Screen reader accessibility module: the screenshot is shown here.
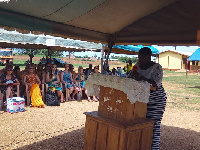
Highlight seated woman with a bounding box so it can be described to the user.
[46,64,63,102]
[23,64,44,108]
[0,65,20,102]
[91,66,99,102]
[60,64,78,101]
[69,64,76,78]
[73,66,91,101]
[36,62,44,83]
[13,66,22,82]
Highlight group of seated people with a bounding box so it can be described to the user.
[0,61,101,108]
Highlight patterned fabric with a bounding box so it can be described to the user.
[0,74,17,94]
[30,83,44,107]
[75,74,85,88]
[25,74,37,91]
[146,85,167,150]
[135,63,166,150]
[62,71,73,88]
[47,71,62,91]
[135,63,163,87]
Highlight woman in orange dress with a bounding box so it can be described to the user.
[23,64,44,108]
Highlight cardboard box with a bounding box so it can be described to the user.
[6,97,25,113]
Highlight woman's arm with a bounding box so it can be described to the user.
[42,71,45,84]
[130,70,157,88]
[52,74,60,84]
[23,75,28,85]
[73,74,78,83]
[46,72,52,83]
[70,73,73,83]
[0,79,7,86]
[60,72,65,84]
[36,75,41,85]
[13,79,20,85]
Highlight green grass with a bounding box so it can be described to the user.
[73,64,88,68]
[13,59,40,65]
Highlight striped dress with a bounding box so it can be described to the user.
[130,62,167,150]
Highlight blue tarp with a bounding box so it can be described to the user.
[112,45,159,54]
[188,48,200,61]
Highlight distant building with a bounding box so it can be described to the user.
[156,50,192,71]
[109,58,118,61]
[66,54,75,58]
[188,48,200,72]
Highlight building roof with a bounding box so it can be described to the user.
[188,48,200,61]
[159,50,193,57]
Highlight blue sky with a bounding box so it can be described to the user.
[72,45,200,58]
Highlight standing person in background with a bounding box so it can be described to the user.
[84,64,93,80]
[123,59,134,75]
[128,47,167,150]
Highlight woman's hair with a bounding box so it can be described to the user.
[78,66,83,70]
[64,63,69,68]
[5,65,13,75]
[139,47,152,56]
[49,64,58,78]
[13,66,20,71]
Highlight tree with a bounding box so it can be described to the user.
[118,56,137,63]
[13,48,63,57]
[84,55,88,58]
[68,51,75,59]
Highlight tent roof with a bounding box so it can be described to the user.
[188,48,200,61]
[103,45,159,55]
[0,0,200,45]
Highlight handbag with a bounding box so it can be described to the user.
[45,90,60,106]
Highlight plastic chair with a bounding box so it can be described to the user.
[60,83,69,101]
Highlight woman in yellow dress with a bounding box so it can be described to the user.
[23,64,44,108]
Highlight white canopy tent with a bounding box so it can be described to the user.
[0,0,199,46]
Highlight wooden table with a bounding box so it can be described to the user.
[84,111,154,150]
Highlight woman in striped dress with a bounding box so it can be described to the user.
[128,47,167,150]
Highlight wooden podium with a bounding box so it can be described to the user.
[84,83,154,150]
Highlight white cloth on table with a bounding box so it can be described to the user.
[85,73,150,104]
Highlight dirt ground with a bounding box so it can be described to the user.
[13,55,124,66]
[0,80,200,150]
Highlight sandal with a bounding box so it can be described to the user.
[93,97,98,102]
[71,97,76,101]
[88,97,93,102]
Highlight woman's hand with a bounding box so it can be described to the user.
[52,75,56,80]
[132,70,140,80]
